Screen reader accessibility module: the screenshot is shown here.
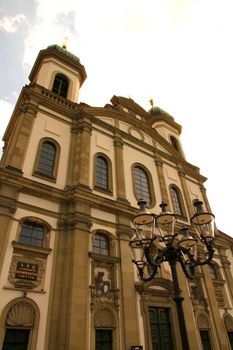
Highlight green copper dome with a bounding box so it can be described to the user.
[47,44,80,63]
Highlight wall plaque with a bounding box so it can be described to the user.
[15,262,38,281]
[8,254,45,290]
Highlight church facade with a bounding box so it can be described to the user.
[0,44,233,350]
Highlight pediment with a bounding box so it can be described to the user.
[110,95,149,120]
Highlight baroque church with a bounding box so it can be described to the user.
[0,44,233,350]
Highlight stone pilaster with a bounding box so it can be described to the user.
[117,216,140,349]
[1,98,37,171]
[0,182,20,274]
[47,198,92,350]
[154,155,170,205]
[67,114,92,188]
[201,264,230,349]
[113,136,127,202]
[200,184,211,212]
[178,167,194,218]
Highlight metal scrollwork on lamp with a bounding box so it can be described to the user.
[129,199,215,282]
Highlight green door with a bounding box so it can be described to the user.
[199,330,212,350]
[149,307,174,350]
[2,329,30,350]
[96,329,112,350]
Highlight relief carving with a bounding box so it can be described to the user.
[6,302,35,326]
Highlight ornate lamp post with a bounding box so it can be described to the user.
[129,199,215,350]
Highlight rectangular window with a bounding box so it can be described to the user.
[96,329,112,350]
[149,307,174,350]
[200,330,212,350]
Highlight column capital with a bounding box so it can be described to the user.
[76,118,92,134]
[154,156,163,167]
[178,167,186,177]
[113,136,124,148]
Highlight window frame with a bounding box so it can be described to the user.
[132,163,155,208]
[33,138,60,181]
[169,184,187,219]
[94,153,113,194]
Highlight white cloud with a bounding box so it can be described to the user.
[0,14,26,33]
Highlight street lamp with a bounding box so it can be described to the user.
[129,199,215,350]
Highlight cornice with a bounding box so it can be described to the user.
[0,168,65,203]
[64,185,134,218]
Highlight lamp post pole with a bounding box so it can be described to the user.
[169,257,190,350]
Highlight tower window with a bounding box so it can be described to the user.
[170,136,181,153]
[133,165,152,205]
[52,74,69,98]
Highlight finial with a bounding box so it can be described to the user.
[149,98,154,107]
[62,36,68,49]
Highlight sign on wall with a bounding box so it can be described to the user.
[15,262,39,281]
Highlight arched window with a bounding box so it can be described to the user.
[52,73,69,98]
[94,154,112,193]
[170,185,186,218]
[1,298,39,350]
[19,221,45,247]
[133,165,152,205]
[34,139,60,180]
[170,136,180,152]
[96,156,108,190]
[92,233,110,256]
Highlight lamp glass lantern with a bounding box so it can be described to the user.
[131,200,156,243]
[191,199,215,241]
[156,202,176,243]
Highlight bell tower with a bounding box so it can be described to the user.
[29,44,87,102]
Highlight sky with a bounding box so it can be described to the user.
[0,0,232,236]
